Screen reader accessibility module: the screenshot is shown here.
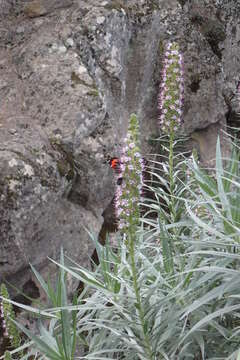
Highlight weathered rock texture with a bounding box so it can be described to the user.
[0,0,240,295]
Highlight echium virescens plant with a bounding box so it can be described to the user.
[158,41,184,134]
[0,284,21,351]
[158,41,184,222]
[114,115,153,359]
[114,113,144,235]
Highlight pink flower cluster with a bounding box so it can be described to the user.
[158,42,184,133]
[0,299,9,338]
[114,135,144,231]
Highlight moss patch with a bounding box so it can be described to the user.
[50,138,77,181]
[57,159,75,181]
[71,72,99,96]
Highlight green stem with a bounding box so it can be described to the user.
[169,123,176,223]
[127,229,153,360]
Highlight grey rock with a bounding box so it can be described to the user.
[0,0,239,296]
[23,0,73,18]
[9,128,17,135]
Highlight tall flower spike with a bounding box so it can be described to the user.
[114,114,144,233]
[4,351,13,360]
[0,299,9,338]
[0,284,21,349]
[158,42,184,134]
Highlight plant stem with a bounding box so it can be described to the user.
[169,124,176,223]
[127,229,153,360]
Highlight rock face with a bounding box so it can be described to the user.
[0,0,239,295]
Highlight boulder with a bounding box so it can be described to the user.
[0,0,239,296]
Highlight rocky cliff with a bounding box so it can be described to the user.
[0,0,239,296]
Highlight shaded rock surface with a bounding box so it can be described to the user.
[0,0,239,296]
[23,0,73,18]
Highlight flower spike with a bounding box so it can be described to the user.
[114,114,144,232]
[158,42,184,134]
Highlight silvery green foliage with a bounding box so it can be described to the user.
[7,139,240,359]
[1,249,79,360]
[62,138,240,359]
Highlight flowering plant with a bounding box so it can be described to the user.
[158,42,184,135]
[114,114,144,233]
[0,283,21,353]
[157,42,184,225]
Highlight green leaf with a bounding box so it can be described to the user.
[182,304,240,344]
[59,248,72,360]
[216,137,232,221]
[30,263,49,299]
[0,297,56,319]
[11,319,61,360]
[237,349,240,360]
[38,321,59,353]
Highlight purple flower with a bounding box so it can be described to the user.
[158,42,184,134]
[113,114,144,232]
[116,208,123,217]
[120,165,126,173]
[118,222,125,229]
